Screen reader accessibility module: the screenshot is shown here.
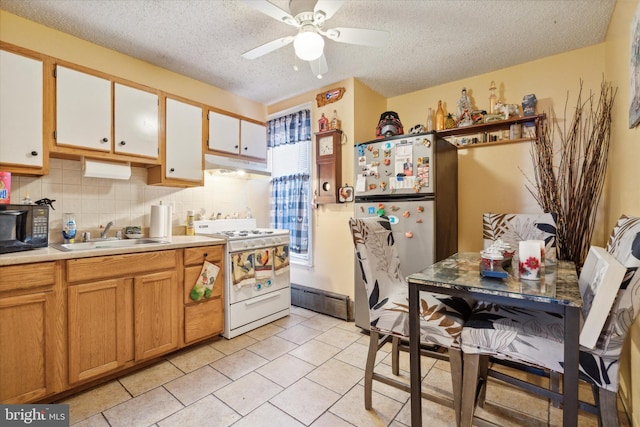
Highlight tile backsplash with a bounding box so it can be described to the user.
[10,158,271,243]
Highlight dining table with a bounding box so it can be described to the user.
[407,252,581,427]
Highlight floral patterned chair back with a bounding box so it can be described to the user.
[462,214,640,393]
[482,212,557,260]
[597,215,640,363]
[349,216,471,347]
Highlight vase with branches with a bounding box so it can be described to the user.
[526,79,617,268]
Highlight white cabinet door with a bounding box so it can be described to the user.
[165,98,202,181]
[208,111,239,154]
[114,83,159,158]
[0,50,43,168]
[56,65,111,151]
[240,120,267,159]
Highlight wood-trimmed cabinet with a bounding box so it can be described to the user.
[0,43,48,175]
[52,62,160,165]
[207,110,267,161]
[182,246,225,344]
[148,95,204,187]
[0,262,60,403]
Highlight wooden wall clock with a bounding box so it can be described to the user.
[315,129,342,204]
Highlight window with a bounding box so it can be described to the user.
[268,104,313,266]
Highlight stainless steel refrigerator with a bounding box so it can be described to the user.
[353,132,458,329]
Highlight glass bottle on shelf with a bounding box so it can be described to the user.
[330,110,341,130]
[435,100,445,131]
[489,81,497,114]
[426,108,433,131]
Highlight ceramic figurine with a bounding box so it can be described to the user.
[318,113,329,131]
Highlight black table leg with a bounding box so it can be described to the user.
[563,306,580,427]
[409,282,422,426]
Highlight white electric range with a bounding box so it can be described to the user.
[194,218,291,339]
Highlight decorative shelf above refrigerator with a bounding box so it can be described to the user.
[436,113,545,148]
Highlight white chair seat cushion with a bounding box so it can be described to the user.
[461,302,620,391]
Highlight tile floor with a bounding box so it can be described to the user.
[61,306,632,427]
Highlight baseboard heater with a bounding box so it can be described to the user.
[291,283,352,321]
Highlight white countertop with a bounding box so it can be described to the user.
[0,235,226,267]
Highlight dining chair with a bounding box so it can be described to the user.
[482,212,557,260]
[349,216,473,424]
[459,214,640,427]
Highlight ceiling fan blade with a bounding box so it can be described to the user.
[314,0,344,21]
[324,27,389,46]
[240,0,298,27]
[309,53,328,77]
[242,36,294,59]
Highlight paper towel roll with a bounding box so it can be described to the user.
[150,204,169,238]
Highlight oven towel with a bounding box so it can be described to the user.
[274,245,290,275]
[255,248,274,281]
[232,250,256,289]
[190,260,220,302]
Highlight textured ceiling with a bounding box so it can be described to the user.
[0,0,616,106]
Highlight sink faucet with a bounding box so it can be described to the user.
[101,221,114,239]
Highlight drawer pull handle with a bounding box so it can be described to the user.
[244,292,280,306]
[203,253,208,258]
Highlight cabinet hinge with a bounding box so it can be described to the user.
[53,130,57,140]
[53,67,57,78]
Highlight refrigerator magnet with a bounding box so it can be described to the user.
[405,231,414,238]
[383,142,393,150]
[388,215,399,224]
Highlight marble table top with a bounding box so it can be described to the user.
[407,252,582,308]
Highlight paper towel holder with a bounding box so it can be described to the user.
[82,157,132,180]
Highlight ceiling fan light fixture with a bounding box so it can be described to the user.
[293,31,324,61]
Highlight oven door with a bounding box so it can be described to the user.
[227,247,290,304]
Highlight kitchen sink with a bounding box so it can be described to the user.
[50,238,171,252]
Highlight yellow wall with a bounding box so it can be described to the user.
[604,0,640,424]
[0,11,266,120]
[387,45,608,252]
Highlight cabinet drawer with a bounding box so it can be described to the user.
[67,250,177,283]
[0,262,55,292]
[184,245,223,266]
[184,299,223,344]
[184,264,223,304]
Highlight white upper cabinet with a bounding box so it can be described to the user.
[114,83,159,158]
[165,98,202,182]
[0,49,43,168]
[208,111,240,154]
[240,120,267,160]
[56,65,111,151]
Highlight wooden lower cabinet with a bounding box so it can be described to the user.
[134,270,179,360]
[67,278,133,384]
[66,250,180,382]
[1,244,224,403]
[0,262,59,403]
[183,246,224,344]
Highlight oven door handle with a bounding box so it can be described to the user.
[244,291,281,306]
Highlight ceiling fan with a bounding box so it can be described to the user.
[241,0,389,78]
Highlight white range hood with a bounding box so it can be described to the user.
[204,153,270,176]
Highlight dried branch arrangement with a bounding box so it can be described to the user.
[526,79,617,267]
